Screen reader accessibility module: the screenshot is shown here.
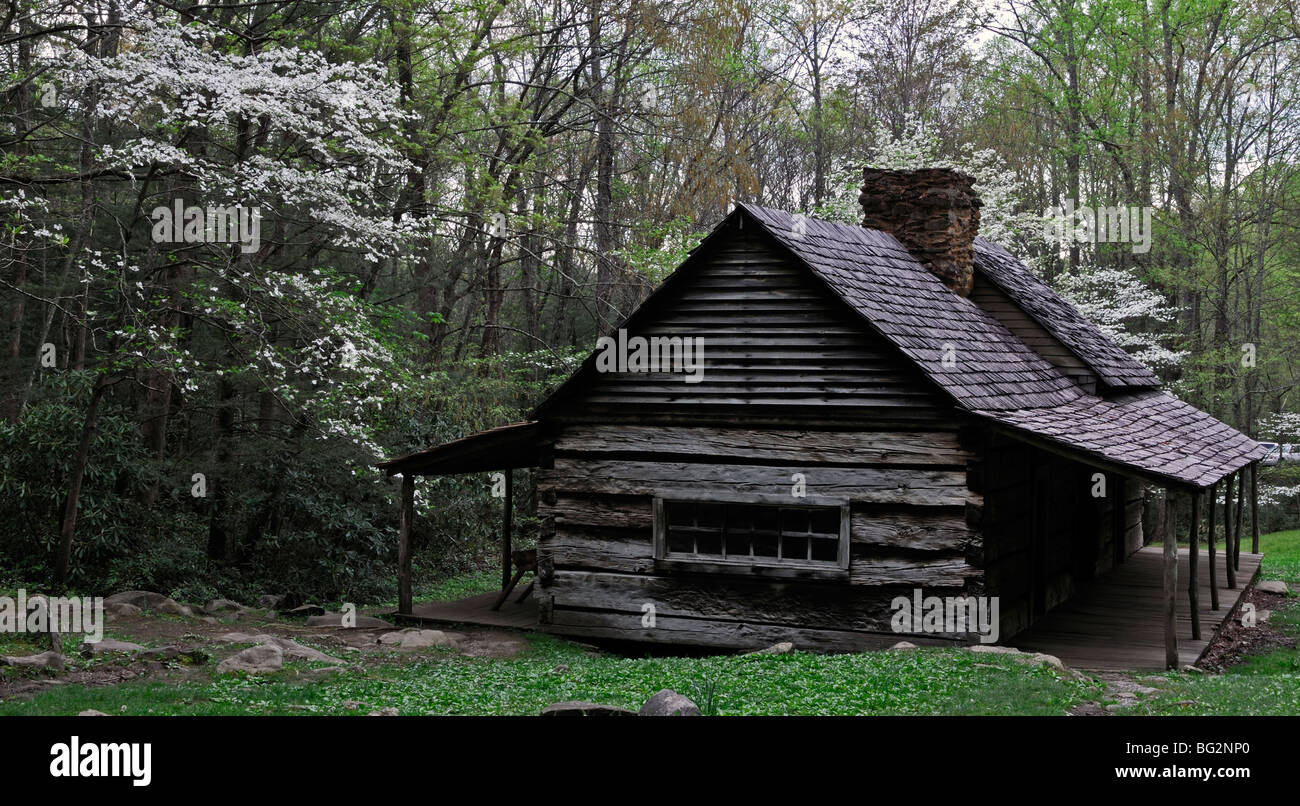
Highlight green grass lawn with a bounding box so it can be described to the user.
[1259,529,1300,583]
[0,636,1101,716]
[2,532,1298,716]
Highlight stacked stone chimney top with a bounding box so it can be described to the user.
[858,167,983,297]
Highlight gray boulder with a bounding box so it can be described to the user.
[1256,580,1290,595]
[216,644,283,675]
[84,638,146,655]
[105,591,172,609]
[378,629,458,649]
[105,591,192,617]
[749,641,794,655]
[203,599,247,615]
[0,651,64,672]
[213,633,339,664]
[638,689,701,716]
[540,701,636,717]
[104,602,142,618]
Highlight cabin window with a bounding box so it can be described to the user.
[654,499,849,574]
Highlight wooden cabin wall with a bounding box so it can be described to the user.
[536,425,984,651]
[533,228,987,652]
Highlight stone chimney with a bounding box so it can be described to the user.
[858,167,982,296]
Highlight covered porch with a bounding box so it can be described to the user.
[375,421,547,619]
[1015,546,1263,670]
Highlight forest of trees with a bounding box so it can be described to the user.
[2,0,1299,603]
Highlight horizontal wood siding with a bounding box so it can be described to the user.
[536,424,985,651]
[556,227,953,427]
[969,274,1098,394]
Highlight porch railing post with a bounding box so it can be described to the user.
[1207,481,1219,611]
[502,467,513,591]
[1235,467,1245,570]
[1250,462,1260,555]
[1224,472,1237,589]
[1164,492,1178,670]
[1188,491,1201,641]
[398,473,415,616]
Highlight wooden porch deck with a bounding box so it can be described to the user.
[1013,546,1262,671]
[396,589,539,630]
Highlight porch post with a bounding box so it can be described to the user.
[1163,492,1178,670]
[1207,481,1219,611]
[1234,468,1245,569]
[1188,491,1201,641]
[1224,472,1236,589]
[1251,462,1260,554]
[501,467,513,590]
[398,473,415,615]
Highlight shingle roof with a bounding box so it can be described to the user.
[974,392,1265,489]
[973,239,1161,388]
[738,202,1083,411]
[735,202,1264,487]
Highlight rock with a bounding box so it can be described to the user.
[215,632,261,643]
[199,616,219,625]
[263,637,340,664]
[78,710,108,716]
[257,595,287,610]
[367,707,400,716]
[749,641,794,655]
[216,644,283,675]
[1256,580,1289,595]
[104,591,172,609]
[638,689,701,716]
[969,645,1022,655]
[1257,609,1272,623]
[84,638,146,655]
[552,664,571,673]
[104,602,142,618]
[378,629,458,650]
[154,599,194,617]
[0,651,64,672]
[106,591,192,617]
[888,641,919,651]
[213,633,339,664]
[540,701,636,717]
[1029,652,1067,672]
[282,604,326,618]
[306,613,393,628]
[341,700,364,710]
[136,645,208,664]
[1181,665,1205,674]
[203,598,246,615]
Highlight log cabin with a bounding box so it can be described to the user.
[379,168,1266,668]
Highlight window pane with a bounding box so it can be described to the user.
[782,534,809,561]
[696,530,722,556]
[808,508,839,535]
[811,537,838,562]
[696,503,723,529]
[751,531,779,557]
[667,528,695,555]
[667,503,696,528]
